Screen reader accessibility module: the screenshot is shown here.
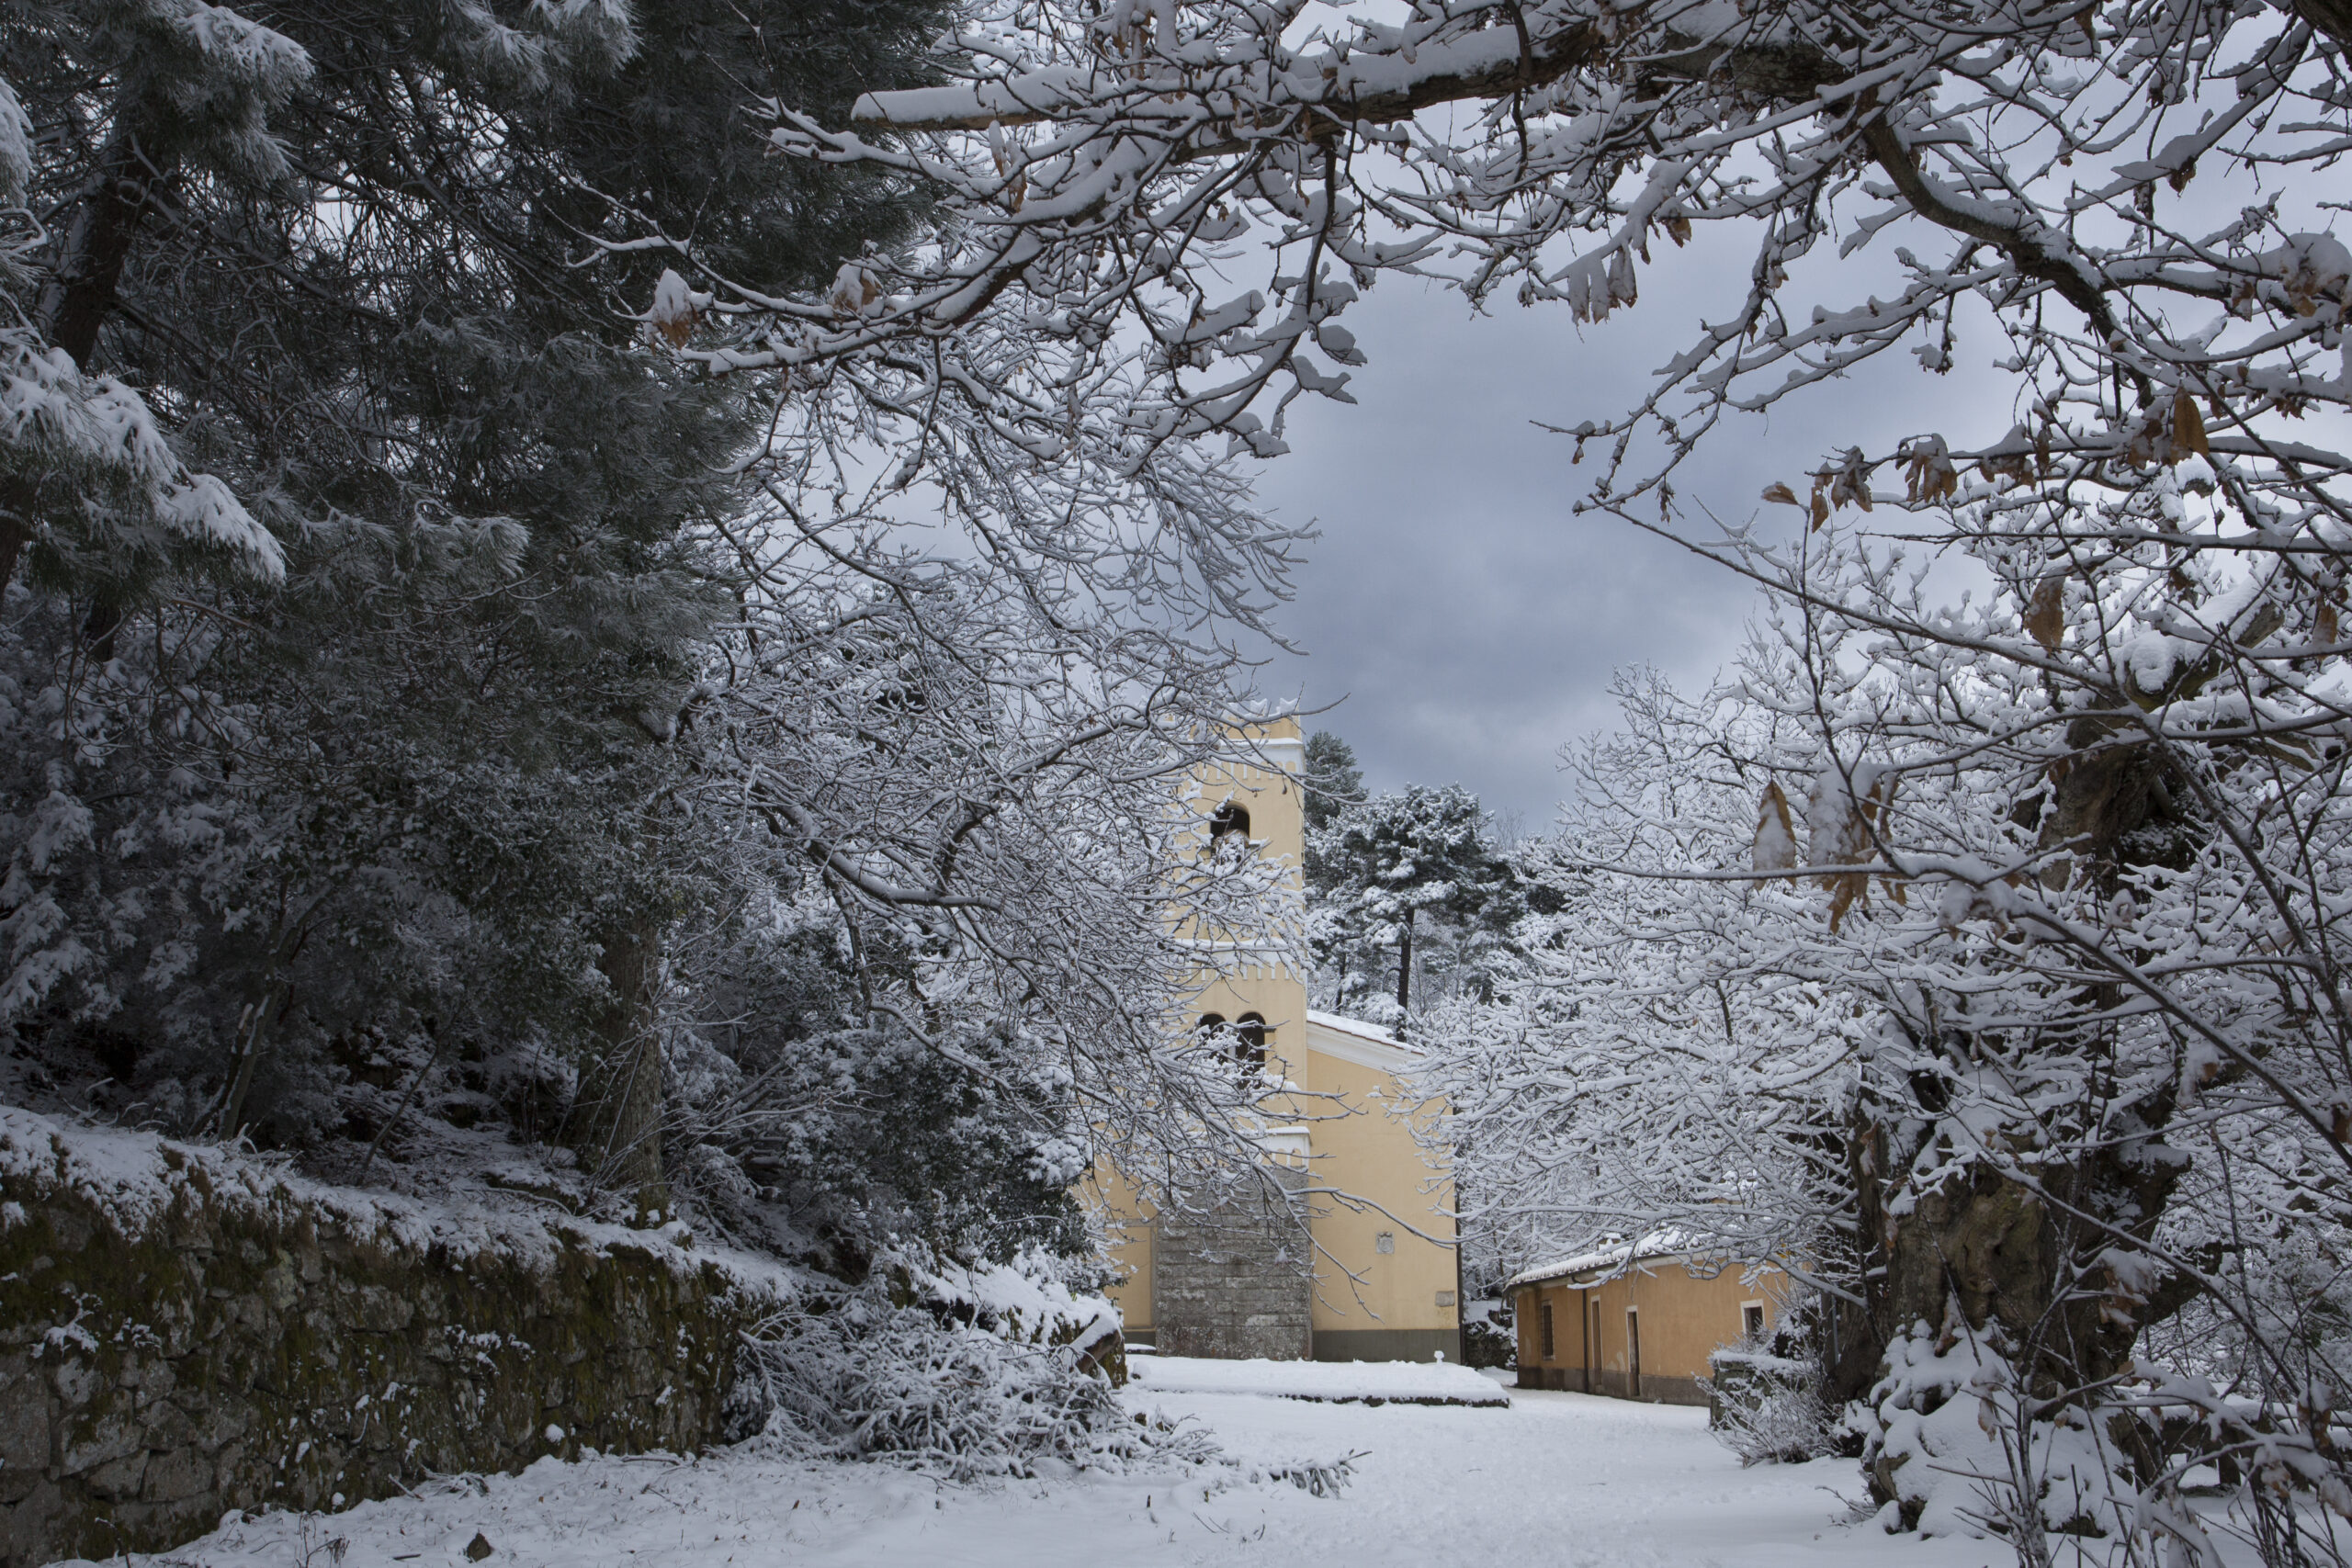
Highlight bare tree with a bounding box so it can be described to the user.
[668,0,2352,1551]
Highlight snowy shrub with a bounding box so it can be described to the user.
[740,1292,1198,1482]
[1704,1343,1837,1468]
[1459,1298,1514,1371]
[1860,1313,2137,1544]
[661,903,1100,1272]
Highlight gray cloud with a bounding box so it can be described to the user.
[1244,246,1996,829]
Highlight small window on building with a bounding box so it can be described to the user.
[1374,1231,1396,1255]
[1193,1013,1227,1051]
[1233,1012,1268,1069]
[1206,800,1251,856]
[1743,1302,1767,1340]
[1540,1301,1555,1360]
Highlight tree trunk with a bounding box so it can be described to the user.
[1395,907,1415,1038]
[2295,0,2352,55]
[2,114,171,594]
[43,140,161,372]
[212,977,292,1140]
[569,916,670,1219]
[1852,1072,2183,1529]
[1849,718,2202,1530]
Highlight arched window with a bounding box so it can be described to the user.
[1233,1012,1267,1070]
[1193,1012,1227,1045]
[1206,800,1251,855]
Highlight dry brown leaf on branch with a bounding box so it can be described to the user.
[645,268,700,347]
[2025,576,2066,652]
[1902,437,1960,503]
[1826,447,1875,513]
[1810,770,1888,934]
[829,264,885,319]
[2171,388,2209,459]
[989,126,1029,212]
[1753,781,1796,871]
[1761,481,1800,507]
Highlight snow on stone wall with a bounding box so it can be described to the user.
[0,1109,791,1567]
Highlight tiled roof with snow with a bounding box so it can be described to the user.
[1507,1230,1697,1289]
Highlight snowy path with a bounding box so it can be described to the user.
[72,1385,2003,1568]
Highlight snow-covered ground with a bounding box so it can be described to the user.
[63,1384,2007,1568]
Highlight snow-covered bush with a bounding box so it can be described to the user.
[1703,1294,1842,1468]
[1705,1352,1837,1470]
[1459,1298,1515,1371]
[743,1299,1120,1480]
[739,1276,1201,1483]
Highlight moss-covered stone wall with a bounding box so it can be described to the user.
[0,1110,783,1568]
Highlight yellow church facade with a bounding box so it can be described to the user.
[1089,720,1462,1363]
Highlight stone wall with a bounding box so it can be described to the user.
[0,1109,786,1568]
[1151,1168,1312,1361]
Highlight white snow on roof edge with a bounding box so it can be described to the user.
[1507,1230,1698,1289]
[1305,1009,1419,1055]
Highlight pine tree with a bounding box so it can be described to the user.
[2,2,1292,1295]
[1301,729,1364,835]
[0,0,944,1169]
[1307,784,1522,1035]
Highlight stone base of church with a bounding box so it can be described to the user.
[1151,1168,1315,1362]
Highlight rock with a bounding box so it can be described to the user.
[140,1448,212,1506]
[0,1388,48,1473]
[467,1532,495,1560]
[79,1449,148,1502]
[56,1411,143,1477]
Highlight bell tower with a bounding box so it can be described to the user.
[1093,716,1316,1359]
[1182,716,1309,1085]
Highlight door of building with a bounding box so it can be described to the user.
[1626,1309,1641,1400]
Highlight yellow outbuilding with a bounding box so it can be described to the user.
[1510,1239,1791,1404]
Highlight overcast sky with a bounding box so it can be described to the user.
[1241,236,1984,830]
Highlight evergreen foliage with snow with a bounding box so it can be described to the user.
[1300,730,1364,833]
[1305,784,1523,1036]
[0,0,1299,1393]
